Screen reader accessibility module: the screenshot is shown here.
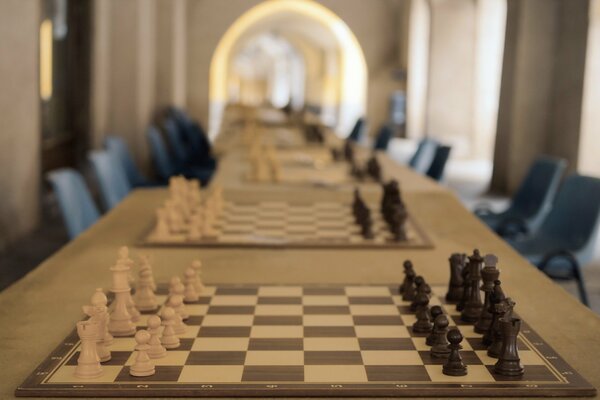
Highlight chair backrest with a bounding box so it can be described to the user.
[46,168,100,239]
[373,124,393,151]
[509,156,567,227]
[147,125,175,181]
[164,118,188,164]
[409,138,438,174]
[88,150,132,210]
[540,174,600,260]
[426,145,452,181]
[104,135,146,187]
[347,117,367,142]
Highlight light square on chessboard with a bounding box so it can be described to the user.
[361,350,422,365]
[244,350,304,365]
[304,315,354,326]
[348,296,394,305]
[47,365,123,383]
[350,305,400,316]
[255,305,303,315]
[258,286,303,296]
[125,350,188,366]
[251,325,304,338]
[192,338,250,351]
[354,325,410,338]
[304,365,367,382]
[109,337,138,351]
[185,304,209,315]
[210,295,257,305]
[302,295,348,305]
[458,325,483,338]
[304,338,360,351]
[179,366,243,383]
[345,286,392,297]
[426,365,495,383]
[179,325,201,338]
[201,315,254,326]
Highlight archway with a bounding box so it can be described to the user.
[209,0,368,139]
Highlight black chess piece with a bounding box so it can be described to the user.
[474,254,500,333]
[412,292,433,333]
[426,305,445,346]
[410,276,426,311]
[399,260,414,294]
[494,317,524,376]
[460,249,484,323]
[488,297,515,358]
[430,314,451,358]
[442,328,467,376]
[446,253,464,303]
[401,269,417,301]
[390,205,408,242]
[482,280,505,346]
[456,255,470,312]
[366,156,382,182]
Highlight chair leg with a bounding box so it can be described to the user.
[571,261,590,306]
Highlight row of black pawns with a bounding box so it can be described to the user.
[400,249,525,377]
[352,180,408,241]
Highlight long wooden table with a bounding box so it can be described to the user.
[2,159,599,399]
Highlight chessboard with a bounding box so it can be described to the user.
[16,284,595,397]
[141,199,433,249]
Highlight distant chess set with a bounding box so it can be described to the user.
[16,248,595,397]
[140,177,432,249]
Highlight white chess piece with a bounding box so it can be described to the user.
[154,208,171,240]
[160,307,180,349]
[183,267,199,302]
[108,253,136,337]
[117,247,141,322]
[82,288,112,362]
[139,255,157,291]
[190,260,205,293]
[146,315,166,359]
[168,295,188,335]
[74,321,103,379]
[187,214,202,241]
[135,268,158,312]
[129,330,155,377]
[168,279,189,320]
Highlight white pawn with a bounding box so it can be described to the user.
[183,267,199,302]
[74,321,103,379]
[129,330,155,377]
[201,213,218,238]
[187,215,202,241]
[160,307,180,349]
[139,255,157,291]
[82,289,111,362]
[168,295,188,335]
[146,315,166,359]
[135,268,158,312]
[191,260,205,293]
[168,281,189,320]
[154,208,171,239]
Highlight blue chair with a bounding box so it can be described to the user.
[46,168,100,239]
[373,124,393,151]
[426,145,451,181]
[409,138,439,174]
[146,124,213,185]
[88,150,132,210]
[347,117,367,142]
[104,135,156,187]
[508,174,600,305]
[475,156,567,236]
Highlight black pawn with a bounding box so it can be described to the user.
[399,260,414,294]
[446,253,464,303]
[412,292,433,333]
[426,306,445,346]
[494,318,524,376]
[410,276,430,311]
[430,315,451,358]
[474,254,499,333]
[482,280,505,346]
[401,269,417,302]
[443,328,467,376]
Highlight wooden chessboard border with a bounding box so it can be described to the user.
[16,285,596,398]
